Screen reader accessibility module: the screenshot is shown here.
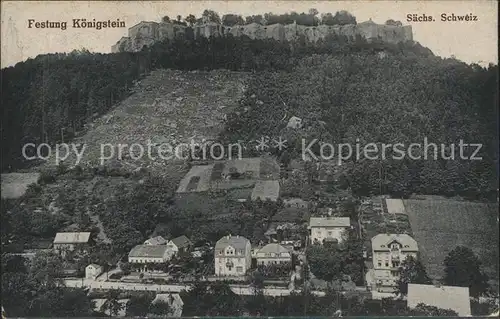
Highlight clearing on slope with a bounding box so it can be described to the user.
[53,69,249,175]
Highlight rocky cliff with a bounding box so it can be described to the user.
[111,19,413,53]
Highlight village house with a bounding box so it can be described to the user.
[53,232,91,255]
[371,233,419,292]
[166,235,192,257]
[407,283,471,316]
[214,235,252,277]
[128,245,171,272]
[85,264,103,280]
[255,243,292,266]
[308,217,350,244]
[150,293,184,317]
[144,235,167,245]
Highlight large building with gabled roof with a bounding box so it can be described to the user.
[371,233,419,292]
[214,234,251,277]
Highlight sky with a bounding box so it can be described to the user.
[1,0,498,68]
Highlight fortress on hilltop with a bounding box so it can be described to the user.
[111,18,413,53]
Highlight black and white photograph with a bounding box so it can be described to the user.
[1,0,499,317]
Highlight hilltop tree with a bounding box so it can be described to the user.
[385,19,402,26]
[443,246,489,298]
[185,14,197,26]
[162,15,171,23]
[308,8,319,17]
[245,15,264,25]
[332,10,357,25]
[202,9,221,24]
[222,14,245,26]
[396,255,432,296]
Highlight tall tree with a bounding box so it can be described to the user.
[102,289,123,317]
[126,293,154,316]
[443,246,489,298]
[396,255,432,296]
[149,300,170,315]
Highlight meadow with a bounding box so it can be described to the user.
[403,198,499,291]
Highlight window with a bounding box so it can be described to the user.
[236,266,243,273]
[385,262,389,267]
[377,262,382,267]
[328,231,332,236]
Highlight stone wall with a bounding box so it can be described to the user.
[111,19,413,53]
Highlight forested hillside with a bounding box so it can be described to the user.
[1,31,497,199]
[221,52,498,200]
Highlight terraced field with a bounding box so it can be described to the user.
[403,198,499,290]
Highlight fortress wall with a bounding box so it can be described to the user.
[158,23,176,40]
[403,25,413,42]
[128,21,159,39]
[264,24,285,41]
[112,20,413,52]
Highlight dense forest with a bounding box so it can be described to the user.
[1,11,497,201]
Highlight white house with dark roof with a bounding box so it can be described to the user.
[308,217,350,244]
[144,235,167,245]
[85,264,103,280]
[255,243,292,266]
[53,232,91,255]
[214,235,251,276]
[371,233,419,291]
[407,283,471,316]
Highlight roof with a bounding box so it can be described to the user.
[309,217,350,228]
[170,235,192,249]
[86,263,102,269]
[1,172,41,199]
[371,233,418,251]
[407,284,471,316]
[145,236,167,245]
[53,232,91,244]
[385,199,407,215]
[215,235,250,252]
[129,245,168,258]
[152,293,184,307]
[251,180,280,202]
[257,243,290,254]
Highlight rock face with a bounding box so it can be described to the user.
[111,19,413,53]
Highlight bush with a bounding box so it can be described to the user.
[38,168,58,184]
